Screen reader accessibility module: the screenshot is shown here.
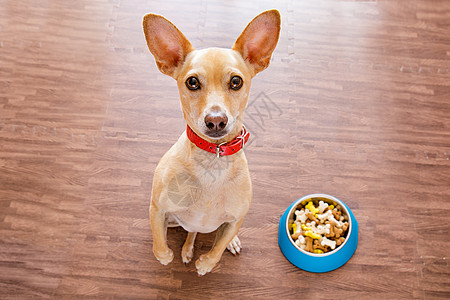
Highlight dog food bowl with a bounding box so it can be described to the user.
[278,194,358,273]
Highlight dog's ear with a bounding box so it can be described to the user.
[233,10,281,76]
[143,14,194,78]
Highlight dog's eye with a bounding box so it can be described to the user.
[185,76,200,91]
[230,76,243,91]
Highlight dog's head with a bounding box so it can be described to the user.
[143,10,280,142]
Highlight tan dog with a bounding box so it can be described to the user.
[143,10,280,275]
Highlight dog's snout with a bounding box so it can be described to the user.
[204,111,228,132]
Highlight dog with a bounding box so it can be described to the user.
[143,10,280,275]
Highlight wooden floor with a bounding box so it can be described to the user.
[1,0,449,299]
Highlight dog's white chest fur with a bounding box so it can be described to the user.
[169,202,234,233]
[158,134,251,233]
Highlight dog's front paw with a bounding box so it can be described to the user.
[154,248,174,265]
[195,254,218,276]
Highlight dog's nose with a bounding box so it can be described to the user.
[205,111,228,132]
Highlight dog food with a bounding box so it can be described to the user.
[290,199,349,254]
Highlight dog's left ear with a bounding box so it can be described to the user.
[233,10,281,76]
[143,14,194,78]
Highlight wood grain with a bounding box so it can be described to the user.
[1,0,449,299]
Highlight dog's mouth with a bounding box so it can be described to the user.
[204,129,228,139]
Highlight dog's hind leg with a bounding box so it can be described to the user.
[226,235,242,255]
[182,232,197,264]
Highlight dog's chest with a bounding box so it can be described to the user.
[169,199,234,233]
[165,156,242,233]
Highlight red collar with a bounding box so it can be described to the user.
[186,125,250,158]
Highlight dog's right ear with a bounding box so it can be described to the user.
[233,10,281,76]
[143,14,194,78]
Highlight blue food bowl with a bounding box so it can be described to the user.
[278,194,358,273]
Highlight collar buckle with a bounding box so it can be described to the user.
[236,136,245,149]
[216,141,227,158]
